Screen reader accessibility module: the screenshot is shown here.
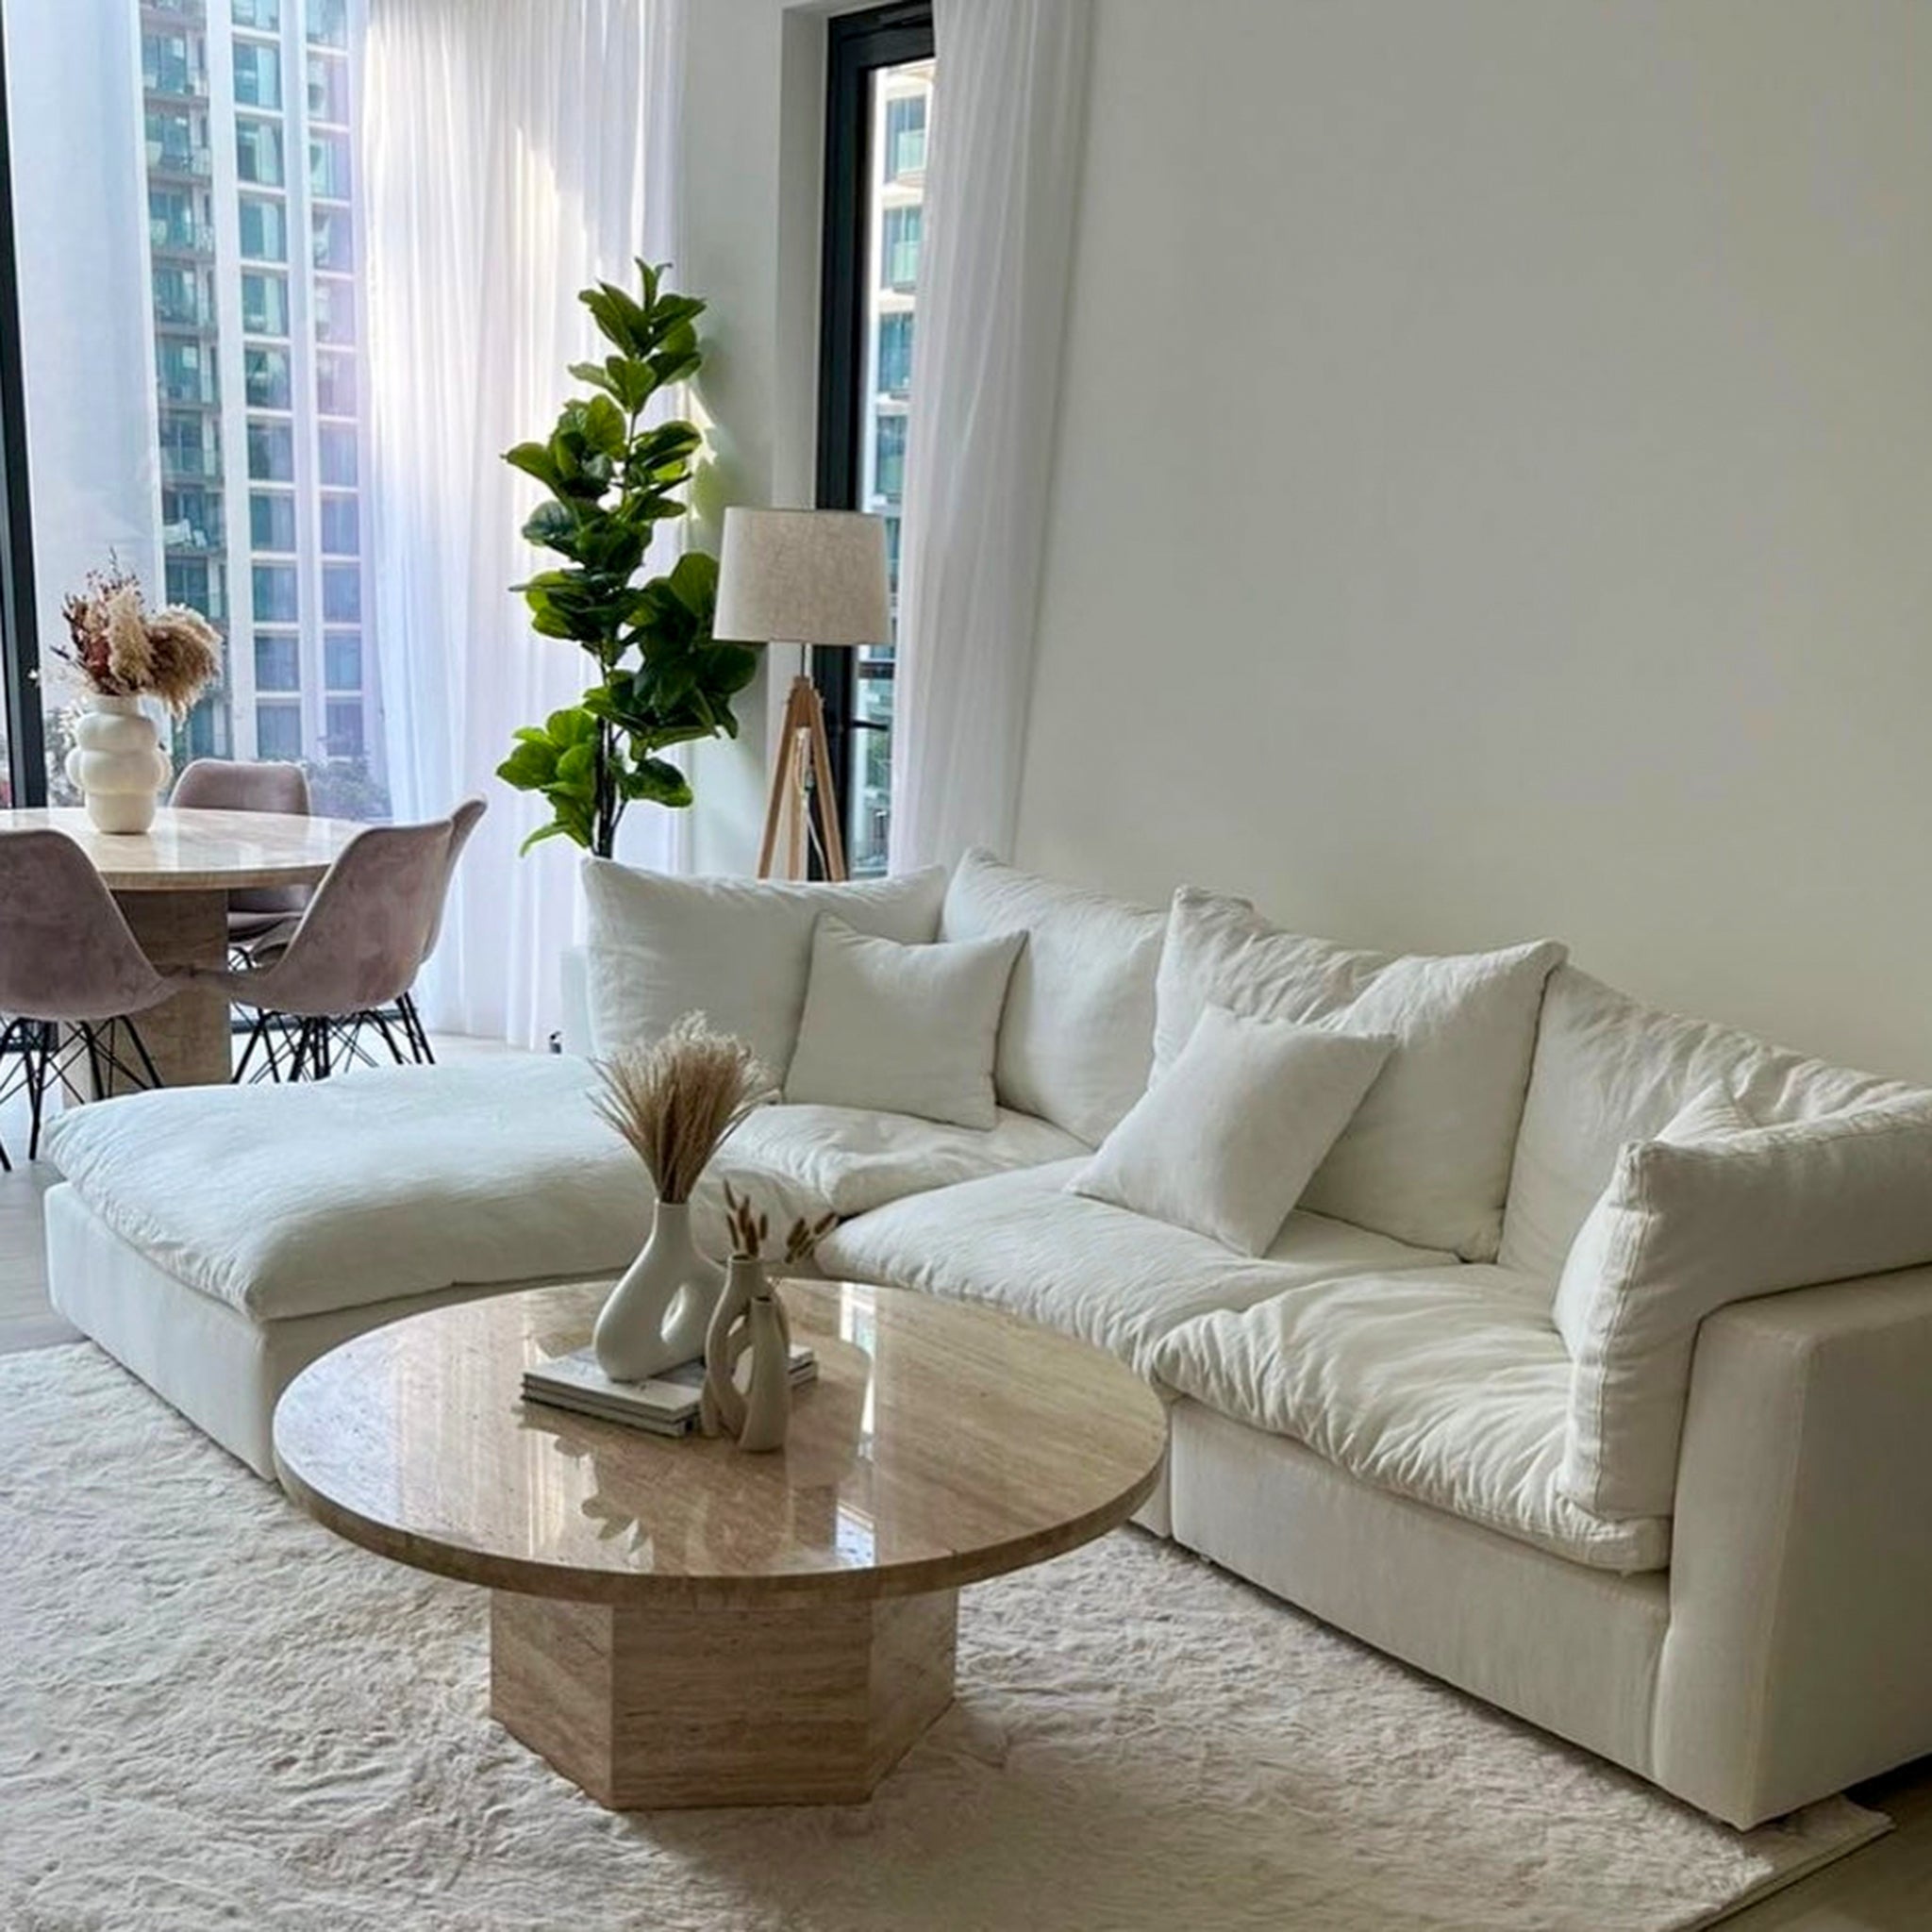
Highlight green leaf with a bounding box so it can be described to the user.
[503,441,561,491]
[496,741,558,791]
[545,705,599,747]
[518,818,581,856]
[521,501,580,552]
[625,756,694,808]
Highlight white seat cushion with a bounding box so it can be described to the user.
[941,849,1164,1145]
[719,1100,1085,1224]
[1152,1267,1671,1574]
[818,1159,1455,1378]
[45,1058,1082,1324]
[1155,889,1565,1261]
[1500,966,1921,1283]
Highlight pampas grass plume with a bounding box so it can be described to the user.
[592,1013,773,1204]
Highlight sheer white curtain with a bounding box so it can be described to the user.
[888,0,1093,874]
[365,0,686,1046]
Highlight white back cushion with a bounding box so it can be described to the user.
[582,859,947,1077]
[941,849,1163,1145]
[1500,967,1917,1283]
[784,919,1024,1130]
[1155,889,1566,1259]
[1557,1096,1932,1519]
[1068,1006,1393,1256]
[1548,1085,1755,1355]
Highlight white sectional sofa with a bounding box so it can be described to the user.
[42,849,1932,1830]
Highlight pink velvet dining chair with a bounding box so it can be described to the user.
[199,811,458,1083]
[0,829,180,1165]
[171,757,314,946]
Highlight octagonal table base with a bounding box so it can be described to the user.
[489,1587,959,1809]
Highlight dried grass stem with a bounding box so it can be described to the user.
[592,1013,773,1204]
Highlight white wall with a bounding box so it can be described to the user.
[679,0,828,874]
[1016,1,1932,1080]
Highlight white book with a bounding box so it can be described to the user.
[521,1344,819,1434]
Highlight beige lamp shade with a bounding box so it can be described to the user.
[712,508,891,647]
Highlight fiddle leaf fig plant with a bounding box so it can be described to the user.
[497,260,758,856]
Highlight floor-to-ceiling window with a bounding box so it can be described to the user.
[0,14,38,808]
[0,0,386,820]
[814,2,934,877]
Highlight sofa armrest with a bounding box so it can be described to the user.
[1651,1262,1932,1826]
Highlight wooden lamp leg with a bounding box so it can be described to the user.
[758,674,849,883]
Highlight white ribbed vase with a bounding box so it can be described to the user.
[592,1198,725,1383]
[65,695,171,834]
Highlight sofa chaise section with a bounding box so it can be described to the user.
[42,1052,1086,1474]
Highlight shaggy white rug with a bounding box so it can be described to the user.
[0,1348,1885,1932]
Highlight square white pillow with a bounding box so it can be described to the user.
[1068,1004,1394,1256]
[1557,1092,1932,1520]
[1155,889,1566,1260]
[784,918,1025,1130]
[941,849,1165,1147]
[582,858,947,1078]
[1549,1085,1755,1356]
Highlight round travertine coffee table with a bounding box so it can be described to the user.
[273,1277,1167,1809]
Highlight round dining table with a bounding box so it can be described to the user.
[0,804,366,1088]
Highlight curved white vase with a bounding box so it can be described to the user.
[65,695,171,834]
[592,1199,724,1383]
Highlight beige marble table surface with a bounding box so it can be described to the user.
[274,1276,1169,1808]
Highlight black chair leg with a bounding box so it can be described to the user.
[397,991,435,1064]
[25,1023,53,1162]
[124,1021,163,1091]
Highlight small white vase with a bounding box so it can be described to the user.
[65,694,171,834]
[592,1198,725,1383]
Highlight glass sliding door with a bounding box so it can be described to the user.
[814,3,934,877]
[0,11,45,806]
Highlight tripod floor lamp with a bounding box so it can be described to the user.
[713,508,892,882]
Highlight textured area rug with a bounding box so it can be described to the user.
[0,1347,1884,1932]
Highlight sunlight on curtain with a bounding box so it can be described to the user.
[364,0,685,1046]
[888,0,1092,874]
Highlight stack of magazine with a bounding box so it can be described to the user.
[522,1345,818,1437]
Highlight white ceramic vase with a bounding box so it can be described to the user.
[65,694,171,834]
[592,1198,725,1383]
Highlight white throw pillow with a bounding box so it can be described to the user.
[784,918,1025,1130]
[1498,966,1915,1284]
[1557,1094,1932,1519]
[1155,889,1566,1259]
[582,859,947,1078]
[1549,1085,1755,1355]
[1068,1005,1393,1256]
[941,849,1164,1147]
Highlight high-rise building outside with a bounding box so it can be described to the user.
[138,0,385,814]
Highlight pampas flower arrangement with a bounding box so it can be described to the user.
[58,562,222,833]
[59,562,221,713]
[590,1014,774,1382]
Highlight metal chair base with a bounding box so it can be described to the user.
[0,1015,164,1164]
[232,1003,433,1084]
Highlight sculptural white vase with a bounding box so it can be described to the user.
[592,1198,724,1383]
[65,694,171,834]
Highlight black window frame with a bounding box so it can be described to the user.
[0,14,46,807]
[811,0,932,851]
